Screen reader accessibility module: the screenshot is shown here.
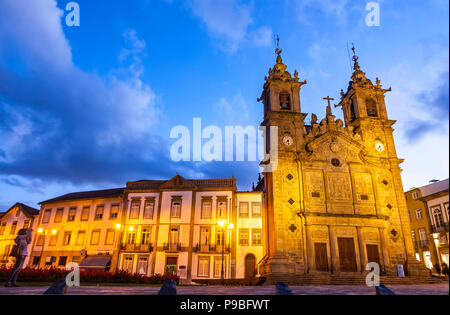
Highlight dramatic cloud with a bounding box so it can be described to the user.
[0,0,173,192]
[291,0,352,24]
[186,0,272,53]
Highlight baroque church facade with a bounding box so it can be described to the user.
[258,48,427,281]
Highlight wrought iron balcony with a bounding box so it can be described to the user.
[419,240,430,250]
[120,243,153,252]
[193,243,230,253]
[430,223,449,234]
[163,243,182,252]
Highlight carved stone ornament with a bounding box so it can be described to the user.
[390,229,400,242]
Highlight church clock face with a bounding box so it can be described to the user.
[283,135,294,147]
[375,142,385,152]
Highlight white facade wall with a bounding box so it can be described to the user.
[235,192,264,279]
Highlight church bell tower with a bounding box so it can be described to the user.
[258,46,310,278]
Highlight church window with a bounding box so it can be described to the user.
[360,195,369,201]
[288,198,295,205]
[331,159,341,167]
[279,93,291,110]
[311,192,321,198]
[286,174,294,181]
[350,99,356,121]
[387,204,393,210]
[366,98,378,117]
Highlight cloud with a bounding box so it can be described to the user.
[292,0,351,24]
[118,29,147,78]
[0,0,175,189]
[403,72,449,142]
[186,0,272,53]
[382,48,449,145]
[307,42,322,63]
[213,93,251,125]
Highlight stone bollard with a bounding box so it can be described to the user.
[43,279,67,295]
[158,279,177,295]
[276,282,294,295]
[375,284,396,295]
[255,277,267,286]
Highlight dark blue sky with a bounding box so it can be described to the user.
[0,0,448,210]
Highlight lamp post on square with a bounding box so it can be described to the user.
[433,233,442,275]
[217,220,233,285]
[114,223,123,273]
[37,228,57,268]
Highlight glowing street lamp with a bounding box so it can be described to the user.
[217,220,234,285]
[433,233,442,274]
[37,228,56,268]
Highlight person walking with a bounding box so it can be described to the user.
[434,263,442,276]
[442,263,449,279]
[4,228,32,287]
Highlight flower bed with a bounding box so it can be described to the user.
[0,267,179,284]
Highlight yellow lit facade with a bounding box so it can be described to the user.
[0,203,39,268]
[14,176,264,282]
[405,179,449,271]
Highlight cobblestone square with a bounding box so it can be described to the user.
[0,284,448,295]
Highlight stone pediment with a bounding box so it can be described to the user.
[159,175,198,190]
[304,129,366,164]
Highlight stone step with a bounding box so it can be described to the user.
[264,274,448,286]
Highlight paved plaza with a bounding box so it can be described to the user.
[0,284,448,295]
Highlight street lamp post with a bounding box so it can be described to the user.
[37,228,56,269]
[114,224,122,273]
[217,221,233,286]
[433,233,442,275]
